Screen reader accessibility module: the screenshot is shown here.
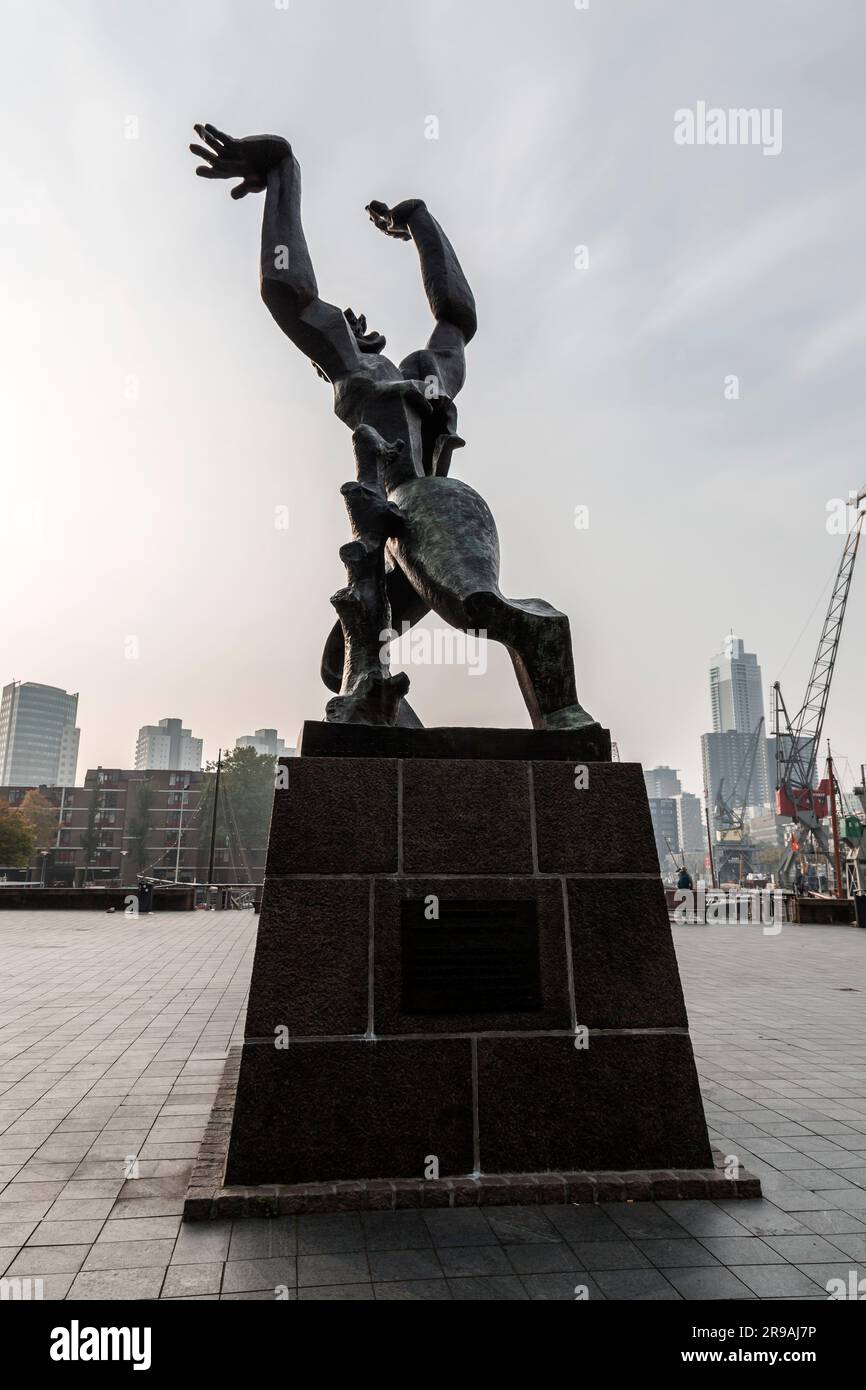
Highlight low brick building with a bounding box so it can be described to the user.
[1,769,267,886]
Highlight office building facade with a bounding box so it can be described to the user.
[134,718,202,772]
[0,681,80,787]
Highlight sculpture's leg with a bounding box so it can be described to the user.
[461,589,599,732]
[321,561,430,727]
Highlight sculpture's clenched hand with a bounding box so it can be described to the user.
[189,124,291,200]
[365,199,426,241]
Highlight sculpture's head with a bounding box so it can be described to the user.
[344,307,386,355]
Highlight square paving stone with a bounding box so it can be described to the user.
[97,1216,181,1242]
[46,1198,115,1221]
[695,1236,785,1264]
[83,1240,175,1270]
[542,1205,622,1241]
[221,1291,288,1301]
[367,1249,443,1282]
[637,1237,722,1268]
[297,1252,370,1287]
[483,1208,561,1245]
[228,1218,296,1260]
[568,1240,651,1271]
[761,1189,831,1212]
[221,1258,297,1294]
[161,1263,223,1298]
[26,1220,104,1246]
[822,1233,866,1260]
[171,1220,231,1264]
[763,1233,850,1262]
[373,1279,451,1300]
[711,1200,809,1236]
[796,1209,866,1236]
[521,1272,606,1300]
[298,1283,375,1300]
[436,1245,513,1278]
[593,1268,682,1300]
[422,1210,496,1246]
[360,1212,432,1250]
[7,1244,90,1275]
[607,1205,688,1240]
[296,1214,365,1254]
[729,1264,827,1298]
[504,1243,585,1275]
[793,1261,866,1292]
[68,1267,165,1300]
[0,1220,39,1246]
[663,1266,757,1300]
[110,1198,185,1220]
[448,1276,529,1300]
[16,1272,74,1300]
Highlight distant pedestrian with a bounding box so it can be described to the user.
[677,866,693,891]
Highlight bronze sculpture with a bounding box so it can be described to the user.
[190,124,599,733]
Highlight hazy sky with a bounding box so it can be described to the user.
[3,0,865,796]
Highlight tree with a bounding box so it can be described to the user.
[0,802,36,867]
[198,747,277,877]
[127,778,156,874]
[18,789,59,851]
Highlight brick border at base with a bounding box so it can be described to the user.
[184,1048,761,1221]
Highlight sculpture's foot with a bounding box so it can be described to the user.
[326,670,410,727]
[461,589,595,733]
[543,703,601,734]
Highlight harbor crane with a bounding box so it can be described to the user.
[713,716,766,884]
[774,489,866,888]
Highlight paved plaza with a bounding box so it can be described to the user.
[0,910,865,1300]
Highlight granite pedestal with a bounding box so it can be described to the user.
[187,724,750,1217]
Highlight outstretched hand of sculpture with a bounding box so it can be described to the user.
[190,124,289,199]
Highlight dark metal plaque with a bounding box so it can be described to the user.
[401,899,541,1014]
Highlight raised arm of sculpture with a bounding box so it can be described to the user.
[367,199,477,399]
[191,123,364,383]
